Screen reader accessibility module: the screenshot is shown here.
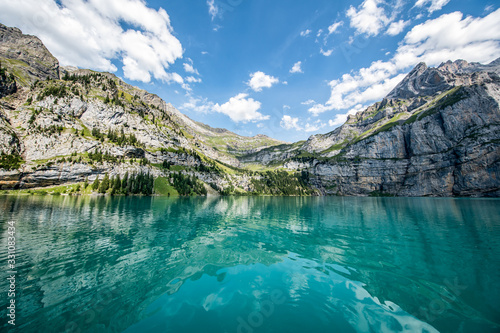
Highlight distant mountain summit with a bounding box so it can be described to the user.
[387,58,500,99]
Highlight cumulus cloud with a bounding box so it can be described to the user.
[300,29,312,37]
[386,20,410,36]
[185,76,202,83]
[329,104,366,127]
[0,0,183,84]
[320,48,334,56]
[328,21,343,34]
[415,0,450,13]
[247,71,279,92]
[304,121,326,132]
[290,61,303,74]
[310,9,500,116]
[183,61,200,75]
[280,115,302,130]
[280,115,326,132]
[397,10,500,66]
[213,93,269,122]
[347,0,391,36]
[182,93,269,123]
[181,96,214,113]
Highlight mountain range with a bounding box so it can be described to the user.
[1,23,499,197]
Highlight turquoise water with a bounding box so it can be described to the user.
[1,196,499,333]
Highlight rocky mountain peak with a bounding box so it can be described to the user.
[387,62,451,99]
[438,59,470,73]
[387,58,500,100]
[437,57,500,74]
[0,23,59,85]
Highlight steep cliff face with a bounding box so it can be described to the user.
[280,59,500,197]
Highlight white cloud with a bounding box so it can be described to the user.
[186,76,202,83]
[183,62,199,75]
[304,122,326,132]
[317,29,324,38]
[181,96,214,113]
[301,99,316,105]
[290,61,303,74]
[347,0,391,36]
[207,0,219,20]
[0,0,183,84]
[283,105,291,110]
[280,115,302,130]
[398,10,500,66]
[247,71,279,92]
[328,21,343,34]
[165,72,184,85]
[386,20,410,36]
[280,115,326,132]
[320,48,334,56]
[310,9,500,115]
[183,93,269,123]
[300,29,312,37]
[415,0,450,13]
[213,93,269,122]
[329,104,366,127]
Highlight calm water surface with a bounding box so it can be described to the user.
[1,196,499,333]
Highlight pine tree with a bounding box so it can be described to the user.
[91,177,100,191]
[122,172,129,193]
[114,174,121,193]
[98,173,110,193]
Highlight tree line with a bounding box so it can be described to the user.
[250,170,313,195]
[171,172,207,196]
[88,171,154,195]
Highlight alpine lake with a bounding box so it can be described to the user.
[1,195,499,333]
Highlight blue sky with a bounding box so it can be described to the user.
[1,0,499,141]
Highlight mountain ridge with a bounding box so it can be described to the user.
[1,23,499,197]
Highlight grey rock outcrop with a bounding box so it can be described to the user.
[0,24,59,84]
[0,67,16,98]
[280,59,500,197]
[0,24,285,192]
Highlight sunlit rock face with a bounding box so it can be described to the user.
[0,22,499,196]
[253,59,500,197]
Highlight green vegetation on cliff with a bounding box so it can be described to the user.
[251,170,313,196]
[0,153,23,170]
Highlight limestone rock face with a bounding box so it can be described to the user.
[279,59,500,197]
[0,24,285,192]
[0,69,16,98]
[0,24,60,85]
